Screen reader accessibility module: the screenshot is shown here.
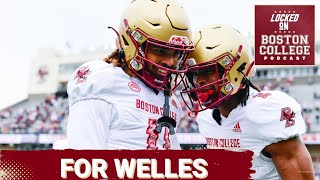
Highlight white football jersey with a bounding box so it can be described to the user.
[66,60,182,150]
[197,89,306,180]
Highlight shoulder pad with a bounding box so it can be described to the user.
[246,90,306,143]
[67,60,115,106]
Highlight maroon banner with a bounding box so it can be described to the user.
[255,5,315,65]
[0,150,254,180]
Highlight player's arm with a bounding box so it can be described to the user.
[66,61,116,149]
[66,99,117,149]
[264,136,314,180]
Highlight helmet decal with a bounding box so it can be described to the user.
[169,35,190,46]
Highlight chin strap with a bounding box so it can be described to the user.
[156,89,177,135]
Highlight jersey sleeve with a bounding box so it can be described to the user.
[66,98,118,149]
[67,60,115,106]
[66,60,118,149]
[247,91,306,145]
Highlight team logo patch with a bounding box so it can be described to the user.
[128,81,141,92]
[74,66,90,84]
[280,107,295,128]
[169,35,189,46]
[232,122,242,133]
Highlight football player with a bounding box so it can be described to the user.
[181,24,314,179]
[64,0,194,149]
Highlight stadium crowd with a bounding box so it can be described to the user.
[0,95,68,134]
[0,78,319,135]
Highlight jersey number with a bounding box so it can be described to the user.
[280,107,295,128]
[146,119,171,150]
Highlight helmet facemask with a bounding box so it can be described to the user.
[180,24,256,115]
[181,49,243,114]
[111,0,194,91]
[126,27,194,91]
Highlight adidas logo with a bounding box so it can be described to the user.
[232,122,242,133]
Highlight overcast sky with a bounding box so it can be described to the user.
[0,0,319,110]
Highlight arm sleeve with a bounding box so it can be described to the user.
[66,99,118,149]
